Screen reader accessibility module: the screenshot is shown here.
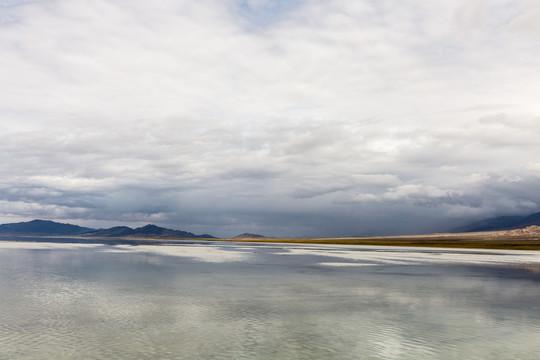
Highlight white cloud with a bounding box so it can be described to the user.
[1,0,540,236]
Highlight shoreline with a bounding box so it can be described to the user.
[2,231,540,250]
[223,237,540,250]
[222,231,540,250]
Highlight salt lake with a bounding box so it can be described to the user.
[1,239,540,359]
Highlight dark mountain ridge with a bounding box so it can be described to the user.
[0,220,215,239]
[0,219,94,236]
[232,233,273,239]
[456,211,540,232]
[87,224,215,239]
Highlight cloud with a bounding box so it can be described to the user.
[1,0,540,236]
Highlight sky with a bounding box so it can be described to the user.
[1,0,540,238]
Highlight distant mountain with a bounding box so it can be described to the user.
[457,211,540,232]
[232,233,274,239]
[0,219,216,239]
[0,219,95,236]
[85,224,216,239]
[502,225,540,237]
[86,226,134,237]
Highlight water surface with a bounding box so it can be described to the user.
[1,240,540,359]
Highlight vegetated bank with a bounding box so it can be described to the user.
[221,227,540,250]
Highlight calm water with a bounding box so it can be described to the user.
[1,240,540,359]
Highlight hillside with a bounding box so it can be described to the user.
[232,233,273,239]
[0,220,216,239]
[501,225,540,237]
[86,224,216,239]
[0,219,94,236]
[456,211,540,232]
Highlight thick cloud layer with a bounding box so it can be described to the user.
[1,0,540,237]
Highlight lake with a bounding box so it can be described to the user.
[1,239,540,359]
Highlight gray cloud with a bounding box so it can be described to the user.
[1,0,540,237]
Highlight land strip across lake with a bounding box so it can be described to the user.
[220,231,540,250]
[3,229,540,250]
[85,231,540,250]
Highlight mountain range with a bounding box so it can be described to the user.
[455,211,540,232]
[2,211,540,239]
[87,224,215,239]
[0,219,215,239]
[232,233,274,239]
[0,219,94,236]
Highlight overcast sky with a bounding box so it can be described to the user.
[1,0,540,237]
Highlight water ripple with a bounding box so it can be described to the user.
[1,244,540,359]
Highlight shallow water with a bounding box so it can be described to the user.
[1,240,540,359]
